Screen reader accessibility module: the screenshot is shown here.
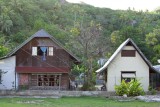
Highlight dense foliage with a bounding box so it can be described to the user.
[1,0,160,89]
[115,79,144,96]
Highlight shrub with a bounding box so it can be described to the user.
[81,82,96,91]
[148,86,157,95]
[115,79,144,96]
[19,85,29,90]
[115,80,129,96]
[128,79,145,96]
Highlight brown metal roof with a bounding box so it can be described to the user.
[16,67,69,73]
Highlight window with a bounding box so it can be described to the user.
[30,74,60,86]
[121,50,136,57]
[121,72,136,82]
[38,75,60,86]
[32,46,54,56]
[37,47,47,56]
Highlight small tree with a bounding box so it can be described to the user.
[69,20,110,90]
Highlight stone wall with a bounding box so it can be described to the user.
[0,90,116,97]
[1,90,160,97]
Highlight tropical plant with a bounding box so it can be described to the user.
[115,79,144,96]
[115,80,129,96]
[128,79,145,96]
[148,86,157,95]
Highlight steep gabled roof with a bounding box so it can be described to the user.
[96,38,158,73]
[5,29,80,63]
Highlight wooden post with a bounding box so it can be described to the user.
[37,74,38,86]
[59,74,61,91]
[54,75,57,86]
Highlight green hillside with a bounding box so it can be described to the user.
[1,0,160,81]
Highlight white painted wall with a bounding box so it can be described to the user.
[0,56,17,90]
[107,46,149,91]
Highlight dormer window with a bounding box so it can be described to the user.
[121,50,136,57]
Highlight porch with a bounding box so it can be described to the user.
[18,73,69,90]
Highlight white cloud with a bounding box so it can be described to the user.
[66,0,160,11]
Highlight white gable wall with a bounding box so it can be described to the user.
[107,46,149,91]
[0,56,17,90]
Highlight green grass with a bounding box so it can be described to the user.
[0,96,160,107]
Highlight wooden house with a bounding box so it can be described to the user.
[96,38,158,91]
[0,29,80,90]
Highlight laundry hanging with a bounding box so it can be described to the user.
[40,47,47,61]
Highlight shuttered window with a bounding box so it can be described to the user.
[32,47,37,56]
[48,47,53,56]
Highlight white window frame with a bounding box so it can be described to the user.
[121,72,136,82]
[48,47,54,56]
[122,73,136,78]
[32,47,37,56]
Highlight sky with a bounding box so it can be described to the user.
[66,0,160,11]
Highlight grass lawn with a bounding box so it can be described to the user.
[0,96,160,107]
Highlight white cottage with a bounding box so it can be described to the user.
[0,56,18,90]
[96,38,157,92]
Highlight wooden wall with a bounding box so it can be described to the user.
[16,37,71,68]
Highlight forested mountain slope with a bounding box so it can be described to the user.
[0,0,160,66]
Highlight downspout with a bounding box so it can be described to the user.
[14,56,17,91]
[15,69,16,90]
